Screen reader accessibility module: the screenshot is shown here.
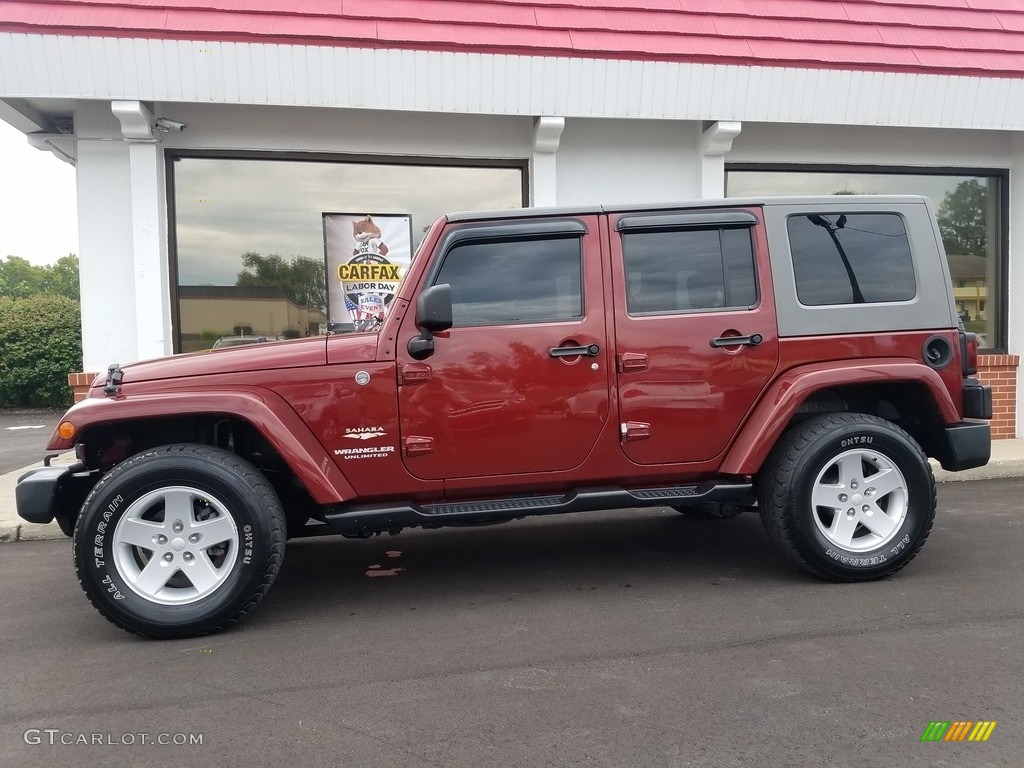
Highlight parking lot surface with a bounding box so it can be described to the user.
[0,410,61,475]
[1,479,1020,768]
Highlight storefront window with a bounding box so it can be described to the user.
[171,155,525,352]
[727,167,1007,350]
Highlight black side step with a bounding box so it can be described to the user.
[321,481,753,538]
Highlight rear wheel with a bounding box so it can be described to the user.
[758,413,935,581]
[74,444,286,638]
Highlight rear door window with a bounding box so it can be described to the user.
[621,227,757,315]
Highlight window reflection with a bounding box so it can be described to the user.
[787,214,916,305]
[622,227,756,314]
[172,157,523,351]
[435,237,583,326]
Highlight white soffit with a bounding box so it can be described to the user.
[1,32,1023,131]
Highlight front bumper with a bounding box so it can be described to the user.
[16,463,100,536]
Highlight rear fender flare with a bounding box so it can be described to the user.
[721,359,960,475]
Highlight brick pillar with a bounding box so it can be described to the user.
[68,372,99,403]
[976,355,1019,439]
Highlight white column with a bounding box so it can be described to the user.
[1010,133,1024,438]
[112,100,172,362]
[127,140,171,360]
[699,121,742,199]
[532,116,565,207]
[75,104,136,372]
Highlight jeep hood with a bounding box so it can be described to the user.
[110,334,378,386]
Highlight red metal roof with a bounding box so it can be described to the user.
[2,0,1023,78]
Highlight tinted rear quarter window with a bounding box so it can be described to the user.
[787,213,917,305]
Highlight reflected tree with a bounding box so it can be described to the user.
[937,180,988,257]
[235,252,327,312]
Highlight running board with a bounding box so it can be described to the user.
[321,481,753,538]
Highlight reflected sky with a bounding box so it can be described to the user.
[174,158,523,285]
[726,170,987,206]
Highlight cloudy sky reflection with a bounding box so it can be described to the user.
[726,170,985,203]
[174,157,523,286]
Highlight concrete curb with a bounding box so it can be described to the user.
[0,521,68,543]
[2,441,1023,543]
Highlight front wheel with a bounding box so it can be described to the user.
[73,445,286,638]
[758,413,935,581]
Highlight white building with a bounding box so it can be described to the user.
[1,0,1021,435]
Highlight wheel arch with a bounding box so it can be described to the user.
[721,359,960,475]
[53,390,355,505]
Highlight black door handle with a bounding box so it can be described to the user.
[549,344,601,358]
[710,334,763,348]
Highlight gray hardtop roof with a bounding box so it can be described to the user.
[445,195,929,223]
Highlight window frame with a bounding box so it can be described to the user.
[166,149,528,353]
[726,163,1010,352]
[619,223,760,317]
[428,227,587,328]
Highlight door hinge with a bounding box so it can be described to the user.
[620,421,651,442]
[617,353,649,373]
[399,363,431,386]
[403,435,434,456]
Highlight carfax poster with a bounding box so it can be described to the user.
[323,212,413,330]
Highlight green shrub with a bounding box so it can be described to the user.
[0,294,83,407]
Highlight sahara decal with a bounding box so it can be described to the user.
[344,427,387,440]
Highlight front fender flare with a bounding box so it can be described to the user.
[720,359,960,476]
[48,389,355,505]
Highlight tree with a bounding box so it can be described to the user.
[0,294,83,406]
[235,252,326,312]
[47,254,81,301]
[0,254,79,300]
[937,180,988,257]
[0,256,45,297]
[0,255,82,406]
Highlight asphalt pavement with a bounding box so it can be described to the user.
[0,409,62,475]
[1,480,1021,768]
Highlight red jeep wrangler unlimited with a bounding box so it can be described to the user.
[17,196,992,638]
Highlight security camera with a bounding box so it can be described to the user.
[154,117,188,132]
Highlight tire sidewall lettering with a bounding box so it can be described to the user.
[242,524,253,565]
[73,448,280,636]
[781,418,934,578]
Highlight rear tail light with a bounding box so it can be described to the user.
[961,331,979,376]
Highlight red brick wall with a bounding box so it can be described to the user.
[68,372,99,403]
[977,355,1019,440]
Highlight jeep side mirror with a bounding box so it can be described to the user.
[408,284,453,360]
[416,284,453,332]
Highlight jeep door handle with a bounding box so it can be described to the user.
[549,344,601,358]
[710,334,763,348]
